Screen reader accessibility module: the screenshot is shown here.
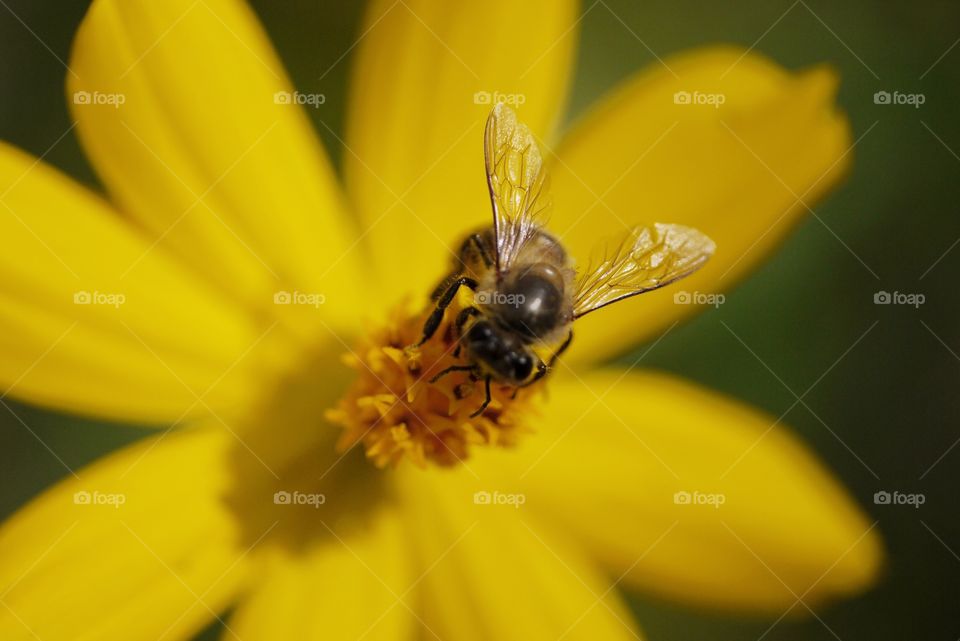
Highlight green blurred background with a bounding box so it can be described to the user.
[1,1,957,639]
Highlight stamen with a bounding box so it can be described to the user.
[326,302,539,468]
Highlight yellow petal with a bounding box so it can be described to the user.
[0,143,278,424]
[394,466,644,641]
[550,46,852,364]
[344,0,578,298]
[228,507,413,641]
[68,0,363,331]
[473,369,882,613]
[0,426,251,640]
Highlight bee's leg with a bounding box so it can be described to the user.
[429,364,476,384]
[452,306,479,359]
[466,233,494,268]
[548,330,574,368]
[455,306,481,335]
[413,276,478,348]
[470,375,493,418]
[429,272,457,301]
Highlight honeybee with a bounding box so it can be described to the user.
[413,103,715,416]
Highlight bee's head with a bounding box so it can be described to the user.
[465,320,534,383]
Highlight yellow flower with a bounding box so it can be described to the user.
[0,0,882,639]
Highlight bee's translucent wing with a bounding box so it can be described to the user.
[573,223,716,318]
[484,103,552,274]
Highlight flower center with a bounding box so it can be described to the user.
[326,300,540,468]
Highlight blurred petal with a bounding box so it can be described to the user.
[473,369,883,613]
[395,466,644,641]
[0,143,275,424]
[0,426,251,641]
[550,47,852,364]
[344,0,578,297]
[228,507,413,641]
[68,0,363,331]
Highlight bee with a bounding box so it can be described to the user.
[412,103,716,416]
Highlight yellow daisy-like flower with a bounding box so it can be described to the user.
[0,1,882,639]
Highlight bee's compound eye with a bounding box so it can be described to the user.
[468,321,494,342]
[511,353,533,381]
